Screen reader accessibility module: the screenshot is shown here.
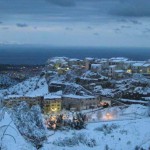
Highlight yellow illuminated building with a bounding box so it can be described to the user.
[44,96,62,114]
[127,69,132,74]
[3,96,44,108]
[147,68,150,74]
[3,96,62,114]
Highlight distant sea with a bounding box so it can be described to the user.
[0,45,150,65]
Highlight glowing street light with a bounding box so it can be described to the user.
[103,113,113,120]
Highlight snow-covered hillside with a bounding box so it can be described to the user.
[0,74,18,89]
[0,76,48,98]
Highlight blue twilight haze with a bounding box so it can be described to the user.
[0,0,150,47]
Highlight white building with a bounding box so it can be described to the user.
[131,62,145,73]
[108,65,116,77]
[142,63,150,74]
[109,57,128,69]
[91,64,102,73]
[85,57,94,70]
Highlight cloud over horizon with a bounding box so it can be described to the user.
[0,0,150,47]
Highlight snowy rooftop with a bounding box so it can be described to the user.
[47,57,68,64]
[69,58,81,61]
[120,99,148,104]
[4,95,23,100]
[115,70,125,73]
[85,57,94,61]
[91,64,101,68]
[62,94,95,99]
[143,63,150,67]
[44,94,61,99]
[132,62,145,67]
[110,57,128,62]
[109,65,116,68]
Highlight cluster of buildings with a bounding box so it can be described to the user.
[46,57,150,79]
[2,94,112,114]
[2,57,150,114]
[85,57,150,78]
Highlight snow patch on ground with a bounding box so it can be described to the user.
[42,105,150,150]
[0,113,35,150]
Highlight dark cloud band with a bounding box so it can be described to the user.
[0,0,150,24]
[46,0,75,7]
[16,23,28,27]
[111,0,150,17]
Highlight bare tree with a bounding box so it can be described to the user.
[148,101,150,117]
[0,97,16,150]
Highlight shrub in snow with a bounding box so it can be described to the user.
[95,124,119,135]
[53,133,97,148]
[11,102,47,149]
[47,113,86,130]
[0,74,18,89]
[0,96,6,121]
[105,144,110,150]
[93,86,102,93]
[135,146,140,150]
[70,113,87,130]
[127,141,131,145]
[134,146,148,150]
[119,129,128,135]
[148,101,150,117]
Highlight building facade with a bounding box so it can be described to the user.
[62,95,100,111]
[44,95,62,114]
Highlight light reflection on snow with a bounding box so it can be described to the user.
[102,113,114,121]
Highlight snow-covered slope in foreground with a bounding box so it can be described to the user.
[0,113,35,150]
[0,105,150,149]
[42,105,150,150]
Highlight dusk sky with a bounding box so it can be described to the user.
[0,0,150,47]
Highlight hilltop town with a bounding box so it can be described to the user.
[0,57,150,150]
[0,57,150,113]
